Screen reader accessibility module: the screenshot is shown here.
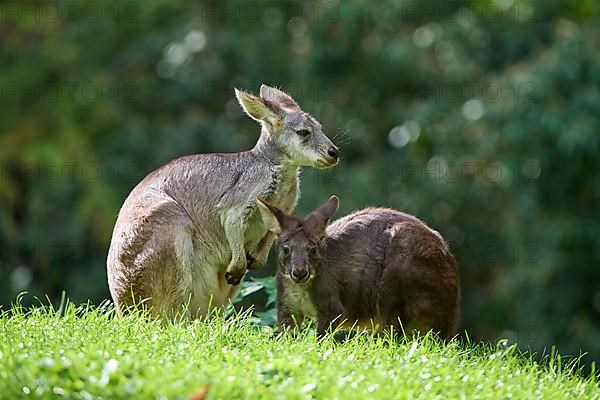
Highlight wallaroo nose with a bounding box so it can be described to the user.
[291,269,309,282]
[327,146,339,160]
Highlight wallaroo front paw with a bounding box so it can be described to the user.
[226,256,247,285]
[246,252,257,268]
[225,271,245,285]
[246,251,265,270]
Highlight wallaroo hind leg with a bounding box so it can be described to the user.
[378,275,455,339]
[110,222,196,320]
[113,260,194,320]
[378,222,460,339]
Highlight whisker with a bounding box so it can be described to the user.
[333,128,352,147]
[332,128,350,141]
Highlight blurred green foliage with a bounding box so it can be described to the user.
[1,0,599,363]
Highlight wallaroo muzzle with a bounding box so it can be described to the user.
[291,267,310,283]
[326,146,339,163]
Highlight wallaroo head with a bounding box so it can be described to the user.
[235,84,339,168]
[256,195,339,284]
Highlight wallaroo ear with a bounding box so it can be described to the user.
[256,199,299,234]
[260,84,300,110]
[235,88,279,126]
[303,195,339,236]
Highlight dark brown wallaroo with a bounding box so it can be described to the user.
[256,196,460,339]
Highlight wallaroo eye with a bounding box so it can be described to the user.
[295,129,311,137]
[309,246,318,255]
[281,246,290,255]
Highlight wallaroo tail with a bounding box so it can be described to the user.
[257,195,460,339]
[107,84,339,319]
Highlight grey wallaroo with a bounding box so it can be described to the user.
[257,196,460,339]
[107,85,339,318]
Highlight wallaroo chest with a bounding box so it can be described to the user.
[243,163,300,252]
[263,163,300,207]
[280,277,318,319]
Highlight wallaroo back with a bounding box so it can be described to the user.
[257,196,460,338]
[107,85,339,318]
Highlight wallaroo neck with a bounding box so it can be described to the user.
[250,126,295,166]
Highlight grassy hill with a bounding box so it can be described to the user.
[0,302,598,399]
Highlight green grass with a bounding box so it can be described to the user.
[0,302,598,400]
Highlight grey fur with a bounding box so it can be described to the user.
[107,84,338,318]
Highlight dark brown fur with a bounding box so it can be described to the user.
[257,196,460,339]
